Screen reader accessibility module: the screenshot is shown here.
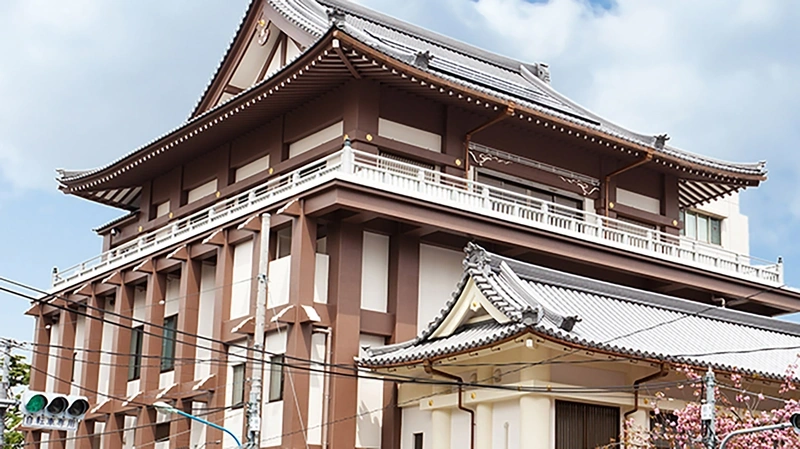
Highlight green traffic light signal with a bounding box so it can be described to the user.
[25,394,47,413]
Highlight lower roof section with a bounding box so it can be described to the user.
[360,244,800,382]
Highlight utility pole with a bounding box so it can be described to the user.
[246,213,271,449]
[701,368,717,449]
[1,338,11,448]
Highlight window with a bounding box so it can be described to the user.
[155,200,170,219]
[71,351,78,383]
[232,363,246,407]
[186,179,218,203]
[680,210,721,245]
[234,154,270,182]
[128,326,144,381]
[413,432,423,449]
[276,228,292,258]
[155,422,170,443]
[268,355,285,402]
[555,400,620,449]
[161,315,178,372]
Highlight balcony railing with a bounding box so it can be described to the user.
[52,144,783,291]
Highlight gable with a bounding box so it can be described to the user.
[429,277,510,339]
[192,0,314,117]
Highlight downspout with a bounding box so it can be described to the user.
[623,364,669,421]
[424,360,475,449]
[603,154,653,217]
[464,105,515,178]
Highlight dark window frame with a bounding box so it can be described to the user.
[160,315,178,372]
[155,422,170,443]
[268,354,285,402]
[555,399,620,449]
[232,363,246,408]
[128,326,144,381]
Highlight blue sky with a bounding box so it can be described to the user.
[2,0,800,344]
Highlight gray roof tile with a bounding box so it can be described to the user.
[360,244,800,380]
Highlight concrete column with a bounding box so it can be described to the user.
[171,258,201,449]
[432,408,452,449]
[282,209,317,448]
[207,240,233,447]
[519,395,551,449]
[326,223,363,449]
[49,306,77,449]
[106,283,134,449]
[134,272,166,449]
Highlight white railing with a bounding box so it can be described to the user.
[52,145,783,291]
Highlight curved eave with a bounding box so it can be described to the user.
[58,27,766,201]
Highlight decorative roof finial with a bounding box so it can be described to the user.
[464,242,491,273]
[655,134,670,149]
[327,7,346,28]
[535,62,550,84]
[413,50,433,70]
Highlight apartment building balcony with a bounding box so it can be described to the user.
[51,143,784,293]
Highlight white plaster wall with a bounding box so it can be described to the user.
[71,315,85,395]
[190,401,208,449]
[98,300,115,398]
[418,245,464,333]
[357,334,386,448]
[265,40,284,79]
[229,30,275,88]
[401,406,432,449]
[289,121,344,158]
[231,239,254,319]
[450,409,471,449]
[287,38,303,61]
[164,276,180,317]
[235,154,270,182]
[616,188,660,214]
[361,232,390,312]
[315,253,330,304]
[378,118,442,152]
[224,340,248,445]
[132,287,146,323]
[307,331,327,445]
[45,322,60,392]
[492,400,520,449]
[694,192,750,255]
[268,255,291,308]
[261,331,288,446]
[195,263,217,379]
[123,416,136,449]
[187,179,218,203]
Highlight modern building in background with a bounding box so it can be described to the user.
[26,0,800,448]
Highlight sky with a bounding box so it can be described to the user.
[1,0,800,344]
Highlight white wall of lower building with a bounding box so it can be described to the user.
[450,409,471,449]
[98,300,116,399]
[190,401,208,449]
[417,245,464,333]
[307,331,328,445]
[401,406,432,449]
[492,400,521,449]
[70,314,85,395]
[45,322,60,392]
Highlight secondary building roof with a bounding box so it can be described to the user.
[360,243,800,381]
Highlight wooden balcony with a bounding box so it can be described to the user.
[51,144,783,292]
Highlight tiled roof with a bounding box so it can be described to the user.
[360,244,800,380]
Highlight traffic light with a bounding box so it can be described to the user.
[20,391,90,431]
[791,413,800,434]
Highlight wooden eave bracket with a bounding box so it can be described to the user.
[89,397,113,415]
[277,198,301,217]
[101,271,122,286]
[237,215,261,232]
[121,392,142,409]
[232,316,255,334]
[167,245,188,261]
[202,229,226,246]
[299,305,321,324]
[270,305,297,324]
[73,283,93,297]
[192,374,217,392]
[333,38,361,79]
[155,383,179,400]
[133,258,154,273]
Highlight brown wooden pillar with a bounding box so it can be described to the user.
[76,291,104,449]
[26,309,48,446]
[135,272,166,448]
[326,222,363,449]
[343,79,380,153]
[282,208,317,448]
[171,258,201,449]
[107,283,134,449]
[382,233,420,449]
[48,305,77,449]
[207,238,233,447]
